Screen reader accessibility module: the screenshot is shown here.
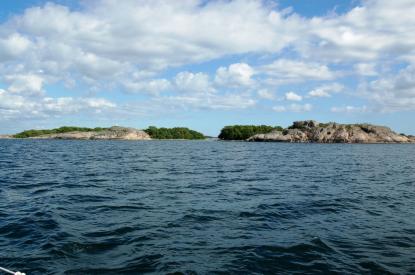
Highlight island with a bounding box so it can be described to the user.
[220,121,415,143]
[2,121,415,143]
[5,126,205,140]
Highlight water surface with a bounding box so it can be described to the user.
[0,140,414,274]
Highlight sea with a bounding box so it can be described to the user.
[0,140,414,274]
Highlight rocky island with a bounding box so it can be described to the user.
[3,121,415,143]
[14,126,151,140]
[6,126,205,140]
[246,121,415,143]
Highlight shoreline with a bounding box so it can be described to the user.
[4,121,415,143]
[1,137,414,144]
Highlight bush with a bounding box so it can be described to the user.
[14,126,107,138]
[218,125,282,140]
[144,127,205,139]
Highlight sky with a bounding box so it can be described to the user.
[1,0,415,136]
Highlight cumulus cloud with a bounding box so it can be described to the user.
[0,33,31,61]
[156,94,256,110]
[1,0,415,126]
[362,65,415,111]
[260,59,335,83]
[0,88,116,119]
[175,72,214,94]
[354,63,377,76]
[273,103,312,112]
[300,0,415,62]
[308,83,344,98]
[215,63,255,87]
[285,91,302,101]
[124,78,171,95]
[4,74,45,95]
[4,1,301,76]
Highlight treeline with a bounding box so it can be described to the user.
[144,126,205,139]
[14,126,108,138]
[219,125,283,140]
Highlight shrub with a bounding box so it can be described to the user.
[218,125,282,140]
[144,127,205,139]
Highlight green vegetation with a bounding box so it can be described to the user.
[218,125,283,140]
[14,126,108,138]
[144,126,205,140]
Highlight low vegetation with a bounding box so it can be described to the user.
[14,126,108,138]
[218,125,283,140]
[144,126,205,140]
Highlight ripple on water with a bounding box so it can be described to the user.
[0,140,414,274]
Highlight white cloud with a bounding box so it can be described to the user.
[273,103,312,112]
[272,105,287,112]
[215,63,255,87]
[354,63,377,76]
[308,83,344,97]
[300,0,415,62]
[175,71,213,94]
[124,78,171,95]
[3,1,302,76]
[285,91,302,101]
[260,59,335,82]
[4,74,44,95]
[331,105,368,113]
[82,98,116,109]
[41,97,116,114]
[362,65,415,111]
[157,94,256,110]
[0,33,31,61]
[2,0,415,125]
[0,88,116,119]
[74,52,126,80]
[0,89,32,111]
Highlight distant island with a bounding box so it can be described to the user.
[219,121,415,143]
[1,121,415,143]
[2,126,205,140]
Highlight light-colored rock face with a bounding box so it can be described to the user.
[0,134,13,139]
[247,121,414,143]
[34,126,151,140]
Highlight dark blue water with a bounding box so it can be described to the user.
[0,140,414,274]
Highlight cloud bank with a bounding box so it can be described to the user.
[0,0,414,132]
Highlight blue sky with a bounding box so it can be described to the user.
[1,0,415,136]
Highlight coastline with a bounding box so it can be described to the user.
[4,121,415,143]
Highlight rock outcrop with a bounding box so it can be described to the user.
[247,120,415,143]
[0,134,13,139]
[33,126,151,140]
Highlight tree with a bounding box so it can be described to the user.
[218,125,281,140]
[144,127,205,139]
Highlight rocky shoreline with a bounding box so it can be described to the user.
[2,121,415,143]
[1,126,151,140]
[247,121,415,143]
[35,126,151,140]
